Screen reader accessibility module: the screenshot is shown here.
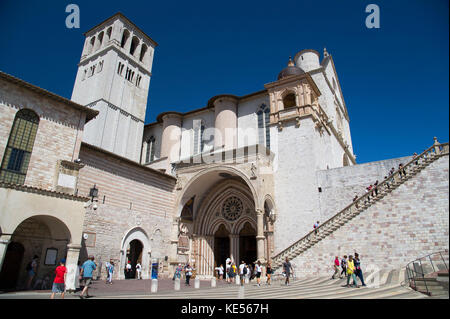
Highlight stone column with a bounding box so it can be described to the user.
[65,243,81,291]
[256,209,265,263]
[0,235,12,272]
[229,234,239,264]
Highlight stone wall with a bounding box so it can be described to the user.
[0,77,86,191]
[289,154,449,278]
[77,144,176,279]
[317,155,412,222]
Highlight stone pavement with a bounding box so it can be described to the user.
[0,269,440,299]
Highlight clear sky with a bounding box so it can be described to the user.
[0,0,448,163]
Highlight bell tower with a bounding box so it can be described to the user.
[71,13,157,162]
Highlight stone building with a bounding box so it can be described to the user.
[0,12,448,289]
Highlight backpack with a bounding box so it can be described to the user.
[25,262,32,272]
[243,267,247,275]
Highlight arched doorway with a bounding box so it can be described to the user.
[214,224,230,268]
[0,242,25,290]
[120,228,150,279]
[0,216,71,290]
[239,222,256,264]
[126,239,143,279]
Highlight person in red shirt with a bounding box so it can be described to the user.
[50,259,67,299]
[331,256,340,279]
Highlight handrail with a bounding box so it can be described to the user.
[272,140,449,264]
[405,250,449,296]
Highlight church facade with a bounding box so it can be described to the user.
[68,13,355,279]
[1,13,446,290]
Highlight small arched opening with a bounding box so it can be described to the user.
[283,93,296,109]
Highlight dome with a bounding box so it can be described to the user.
[277,57,305,80]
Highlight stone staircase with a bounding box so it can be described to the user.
[271,139,449,271]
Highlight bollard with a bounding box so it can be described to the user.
[211,277,216,288]
[174,278,180,291]
[151,279,158,293]
[194,277,200,289]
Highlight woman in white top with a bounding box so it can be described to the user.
[215,264,224,280]
[136,263,142,280]
[255,261,262,287]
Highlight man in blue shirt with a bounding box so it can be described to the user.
[79,256,97,299]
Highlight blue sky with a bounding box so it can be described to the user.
[0,0,448,163]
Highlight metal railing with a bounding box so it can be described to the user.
[406,250,449,296]
[271,140,449,268]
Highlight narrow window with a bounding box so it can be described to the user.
[145,136,156,163]
[257,104,270,150]
[0,109,40,184]
[264,106,270,150]
[193,121,205,155]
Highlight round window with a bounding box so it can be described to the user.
[222,196,243,221]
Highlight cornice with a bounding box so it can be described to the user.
[0,182,90,202]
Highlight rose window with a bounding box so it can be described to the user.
[222,196,243,221]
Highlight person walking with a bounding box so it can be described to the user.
[26,255,39,290]
[354,253,366,287]
[184,263,193,286]
[345,255,357,288]
[50,259,67,299]
[136,262,142,280]
[217,264,224,280]
[173,263,182,281]
[313,221,320,235]
[79,256,97,299]
[255,261,262,287]
[373,180,379,197]
[225,259,231,283]
[340,255,347,279]
[107,261,114,284]
[125,261,132,279]
[331,256,340,279]
[283,257,293,286]
[353,195,359,208]
[399,163,406,179]
[266,263,273,285]
[229,263,237,284]
[239,261,246,286]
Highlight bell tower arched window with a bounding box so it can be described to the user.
[0,109,40,184]
[257,104,270,150]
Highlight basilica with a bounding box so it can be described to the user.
[0,13,447,291]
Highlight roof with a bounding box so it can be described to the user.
[83,12,158,47]
[0,70,99,122]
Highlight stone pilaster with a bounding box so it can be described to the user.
[0,235,12,272]
[256,209,266,263]
[65,243,81,291]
